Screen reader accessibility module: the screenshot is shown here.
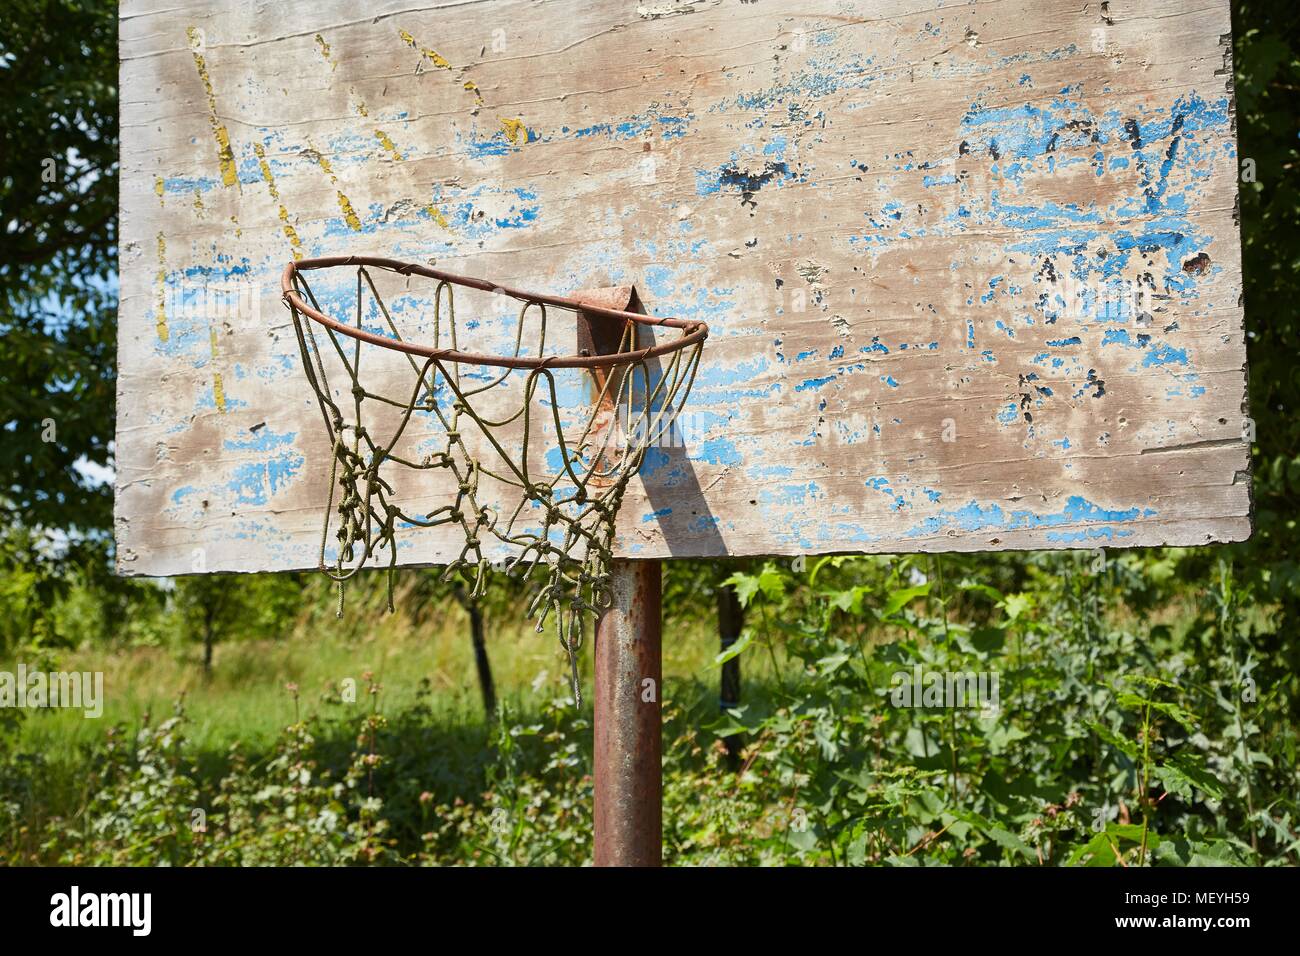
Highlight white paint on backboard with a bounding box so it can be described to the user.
[116,0,1251,575]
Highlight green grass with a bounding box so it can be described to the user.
[6,556,1297,866]
[6,580,735,761]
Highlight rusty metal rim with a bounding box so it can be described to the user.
[281,256,709,369]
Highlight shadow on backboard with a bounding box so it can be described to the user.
[626,288,727,559]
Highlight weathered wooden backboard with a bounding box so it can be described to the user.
[116,0,1250,576]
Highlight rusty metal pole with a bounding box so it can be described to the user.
[594,558,662,866]
[574,285,664,866]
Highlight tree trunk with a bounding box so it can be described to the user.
[468,599,496,718]
[202,620,214,677]
[717,567,744,769]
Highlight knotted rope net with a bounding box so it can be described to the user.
[281,257,707,704]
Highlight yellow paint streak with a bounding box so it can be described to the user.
[425,204,449,229]
[499,116,528,145]
[231,215,242,238]
[314,33,335,69]
[250,141,301,255]
[309,144,355,228]
[463,80,484,105]
[278,205,302,257]
[309,31,368,119]
[154,234,169,343]
[252,142,280,200]
[337,191,362,230]
[312,146,336,179]
[399,29,451,69]
[209,327,226,414]
[374,129,403,161]
[154,176,164,202]
[193,189,204,212]
[186,27,238,188]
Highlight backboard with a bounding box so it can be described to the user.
[116,0,1250,577]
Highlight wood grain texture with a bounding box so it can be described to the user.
[116,0,1251,576]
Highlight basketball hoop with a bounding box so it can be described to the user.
[281,256,707,703]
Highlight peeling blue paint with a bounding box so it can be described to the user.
[696,437,742,466]
[223,428,297,452]
[905,495,1155,539]
[795,375,836,392]
[1143,344,1189,366]
[225,453,304,506]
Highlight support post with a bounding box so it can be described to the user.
[593,558,662,867]
[575,285,664,866]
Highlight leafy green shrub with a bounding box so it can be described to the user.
[6,550,1295,867]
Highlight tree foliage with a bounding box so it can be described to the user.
[0,0,117,537]
[1234,3,1300,597]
